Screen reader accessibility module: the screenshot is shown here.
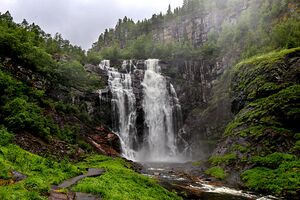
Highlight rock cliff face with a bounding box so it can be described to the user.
[151,0,250,47]
[141,1,252,159]
[159,59,231,159]
[96,58,231,159]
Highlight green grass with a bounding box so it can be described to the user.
[251,153,296,169]
[191,161,201,167]
[0,144,82,199]
[205,166,227,180]
[73,156,181,200]
[0,144,181,200]
[225,84,300,137]
[234,47,300,71]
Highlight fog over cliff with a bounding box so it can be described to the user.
[0,0,182,49]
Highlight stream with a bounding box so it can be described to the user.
[140,162,279,200]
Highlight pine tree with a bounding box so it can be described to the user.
[167,4,172,16]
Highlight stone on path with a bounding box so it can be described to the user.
[49,168,104,200]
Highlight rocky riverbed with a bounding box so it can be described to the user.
[140,162,279,200]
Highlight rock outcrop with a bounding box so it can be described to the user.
[208,48,300,198]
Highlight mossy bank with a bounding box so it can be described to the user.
[208,48,300,199]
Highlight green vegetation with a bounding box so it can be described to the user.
[251,153,296,169]
[0,126,14,146]
[0,144,180,200]
[0,144,81,199]
[0,11,103,145]
[242,153,300,196]
[218,48,300,196]
[209,153,236,166]
[73,156,181,200]
[88,0,300,65]
[191,161,201,167]
[205,166,227,180]
[0,10,181,200]
[0,0,299,199]
[225,48,300,138]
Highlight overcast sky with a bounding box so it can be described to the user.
[0,0,183,50]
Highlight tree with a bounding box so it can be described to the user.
[21,19,29,27]
[167,4,172,16]
[0,11,13,22]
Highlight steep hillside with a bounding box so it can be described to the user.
[0,11,114,158]
[208,48,300,198]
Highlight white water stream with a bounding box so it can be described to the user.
[99,59,183,162]
[138,59,180,162]
[99,60,137,160]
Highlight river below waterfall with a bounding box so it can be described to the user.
[99,60,280,200]
[140,162,279,200]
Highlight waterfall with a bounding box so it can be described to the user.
[99,61,137,160]
[138,59,181,162]
[99,59,184,162]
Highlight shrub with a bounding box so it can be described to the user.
[251,153,296,169]
[242,159,300,196]
[0,126,14,146]
[2,97,51,139]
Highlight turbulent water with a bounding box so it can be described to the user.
[138,59,180,162]
[142,163,279,200]
[99,59,184,162]
[99,60,137,160]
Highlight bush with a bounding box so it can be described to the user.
[272,19,300,49]
[251,153,296,169]
[242,159,300,196]
[0,126,14,146]
[3,97,51,139]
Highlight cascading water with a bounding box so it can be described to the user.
[137,59,181,162]
[99,59,185,162]
[99,60,137,160]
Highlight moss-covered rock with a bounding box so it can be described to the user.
[205,166,227,180]
[211,48,300,198]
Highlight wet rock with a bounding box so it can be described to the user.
[49,191,75,200]
[12,171,27,182]
[86,131,121,156]
[75,193,101,200]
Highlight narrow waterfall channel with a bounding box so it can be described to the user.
[99,59,184,162]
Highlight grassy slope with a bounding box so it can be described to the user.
[0,143,181,200]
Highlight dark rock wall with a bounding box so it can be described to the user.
[160,59,232,159]
[96,59,232,159]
